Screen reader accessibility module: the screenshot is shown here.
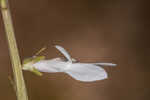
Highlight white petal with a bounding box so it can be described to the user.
[33,59,67,73]
[55,45,72,62]
[65,63,108,82]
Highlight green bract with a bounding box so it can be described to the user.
[22,56,45,76]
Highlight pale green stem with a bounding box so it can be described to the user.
[0,0,28,100]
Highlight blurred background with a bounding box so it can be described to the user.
[0,0,150,100]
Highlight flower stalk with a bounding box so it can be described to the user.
[0,0,28,100]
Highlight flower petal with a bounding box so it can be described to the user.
[65,63,108,82]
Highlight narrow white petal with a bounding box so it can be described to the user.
[92,63,117,67]
[55,45,72,62]
[65,63,108,82]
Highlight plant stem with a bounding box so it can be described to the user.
[0,0,28,100]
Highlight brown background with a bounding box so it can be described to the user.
[0,0,150,100]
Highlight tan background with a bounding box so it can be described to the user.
[0,0,150,100]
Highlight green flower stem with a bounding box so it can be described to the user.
[0,0,28,100]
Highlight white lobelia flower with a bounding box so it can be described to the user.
[22,45,116,82]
